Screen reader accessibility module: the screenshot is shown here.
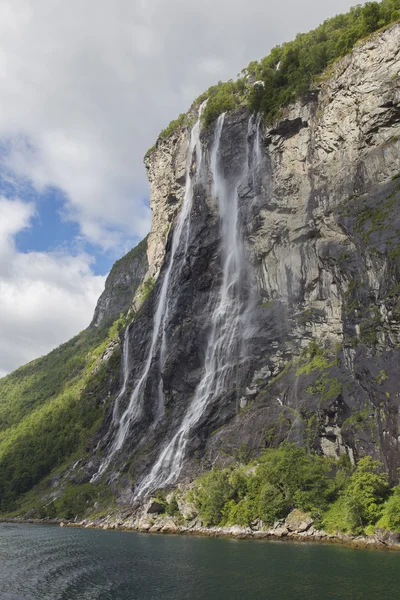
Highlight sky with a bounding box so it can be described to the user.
[0,0,359,377]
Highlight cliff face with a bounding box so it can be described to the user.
[90,237,148,328]
[0,236,150,511]
[77,24,400,500]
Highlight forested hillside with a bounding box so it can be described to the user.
[0,238,148,511]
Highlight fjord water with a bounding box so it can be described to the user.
[1,524,400,600]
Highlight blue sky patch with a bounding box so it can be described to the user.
[0,169,137,276]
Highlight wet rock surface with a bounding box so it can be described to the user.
[79,24,400,500]
[30,509,397,551]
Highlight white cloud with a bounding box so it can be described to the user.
[0,0,359,249]
[0,197,105,375]
[0,0,360,374]
[0,197,34,248]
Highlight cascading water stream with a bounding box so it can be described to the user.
[157,111,206,398]
[112,327,130,423]
[92,103,206,481]
[135,113,263,497]
[252,114,263,192]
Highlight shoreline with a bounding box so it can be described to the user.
[2,516,400,552]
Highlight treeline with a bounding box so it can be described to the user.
[151,0,400,141]
[245,0,400,121]
[188,445,400,535]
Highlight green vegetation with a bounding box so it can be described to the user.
[153,489,181,518]
[148,0,400,146]
[110,236,148,273]
[359,307,382,345]
[190,445,336,527]
[201,80,247,128]
[291,343,343,405]
[145,113,190,156]
[342,408,374,433]
[247,0,400,121]
[323,457,389,533]
[354,190,399,243]
[134,277,155,310]
[377,485,400,531]
[296,342,336,376]
[307,376,343,404]
[0,239,148,513]
[374,369,389,385]
[160,113,187,139]
[50,483,114,520]
[10,480,116,521]
[144,144,156,159]
[0,320,121,512]
[187,446,397,535]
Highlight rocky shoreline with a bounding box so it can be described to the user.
[3,508,400,552]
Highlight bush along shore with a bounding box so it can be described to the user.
[4,445,400,551]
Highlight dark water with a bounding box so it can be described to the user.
[1,524,399,599]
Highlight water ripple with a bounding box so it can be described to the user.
[1,524,400,600]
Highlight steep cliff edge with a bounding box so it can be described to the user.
[90,237,148,328]
[81,22,400,504]
[206,23,400,477]
[1,21,400,521]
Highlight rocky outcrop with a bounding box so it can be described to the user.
[204,23,400,480]
[53,509,400,551]
[144,120,192,281]
[145,499,164,514]
[85,23,400,500]
[3,513,399,551]
[91,237,148,328]
[285,510,314,533]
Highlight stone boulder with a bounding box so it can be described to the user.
[374,528,400,547]
[161,519,179,533]
[177,495,197,520]
[285,509,314,533]
[145,498,165,514]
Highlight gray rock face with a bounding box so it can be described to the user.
[90,237,148,328]
[91,24,400,498]
[145,499,164,514]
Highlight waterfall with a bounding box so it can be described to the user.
[135,112,262,497]
[92,102,206,480]
[112,327,130,423]
[251,113,263,194]
[157,109,206,401]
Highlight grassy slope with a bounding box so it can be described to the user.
[0,239,148,513]
[0,314,124,512]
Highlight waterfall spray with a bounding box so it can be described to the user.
[92,102,206,481]
[135,113,263,497]
[112,327,130,423]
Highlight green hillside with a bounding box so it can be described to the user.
[0,238,148,512]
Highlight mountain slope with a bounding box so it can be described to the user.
[86,20,400,500]
[1,5,400,520]
[0,238,148,511]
